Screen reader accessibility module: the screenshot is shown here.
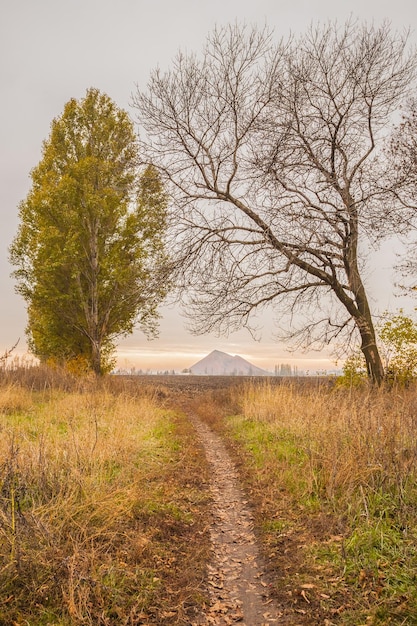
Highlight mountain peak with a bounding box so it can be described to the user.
[189,350,269,376]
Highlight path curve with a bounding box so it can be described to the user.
[192,416,283,626]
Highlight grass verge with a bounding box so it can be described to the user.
[0,378,210,625]
[191,381,417,626]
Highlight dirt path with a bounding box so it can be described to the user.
[191,416,283,626]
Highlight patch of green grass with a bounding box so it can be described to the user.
[310,510,417,624]
[28,609,69,626]
[261,519,289,534]
[226,414,309,495]
[132,495,196,524]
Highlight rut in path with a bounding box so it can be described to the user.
[192,416,283,626]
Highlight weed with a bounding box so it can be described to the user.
[0,377,211,625]
[193,380,417,625]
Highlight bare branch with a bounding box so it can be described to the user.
[134,21,417,383]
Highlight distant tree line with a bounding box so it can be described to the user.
[274,364,300,377]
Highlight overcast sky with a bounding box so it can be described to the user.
[1,0,417,373]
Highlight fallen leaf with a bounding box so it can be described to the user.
[301,589,311,603]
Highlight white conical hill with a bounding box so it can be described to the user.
[189,350,269,376]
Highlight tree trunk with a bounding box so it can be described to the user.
[348,288,385,385]
[343,194,385,385]
[91,340,102,376]
[89,217,101,375]
[359,326,385,386]
[351,272,385,385]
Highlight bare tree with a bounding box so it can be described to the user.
[387,97,417,284]
[134,21,417,384]
[389,98,417,193]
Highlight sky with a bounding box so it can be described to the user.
[1,0,417,374]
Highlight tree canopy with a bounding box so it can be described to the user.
[10,88,168,374]
[134,21,417,384]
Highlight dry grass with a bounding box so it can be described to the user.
[0,375,211,625]
[239,383,417,506]
[191,380,417,625]
[5,370,416,624]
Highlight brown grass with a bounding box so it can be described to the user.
[4,370,417,624]
[188,380,417,625]
[239,383,417,504]
[0,374,211,625]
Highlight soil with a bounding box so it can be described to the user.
[191,415,285,626]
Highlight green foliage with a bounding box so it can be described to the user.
[339,311,417,386]
[378,310,417,384]
[10,88,168,374]
[337,351,368,387]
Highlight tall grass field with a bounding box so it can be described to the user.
[192,380,417,625]
[2,369,417,625]
[0,374,210,625]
